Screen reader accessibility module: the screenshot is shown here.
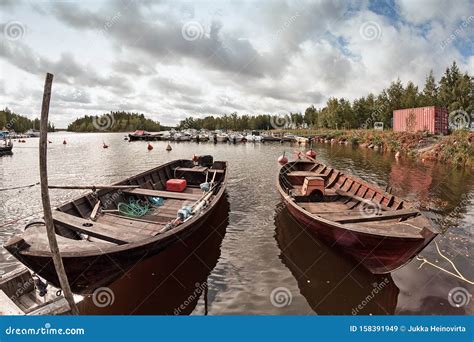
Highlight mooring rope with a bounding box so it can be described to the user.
[0,182,40,192]
[416,241,474,285]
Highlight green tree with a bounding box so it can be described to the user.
[420,70,439,106]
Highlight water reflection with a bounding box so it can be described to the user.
[79,196,230,315]
[1,134,472,315]
[275,204,399,315]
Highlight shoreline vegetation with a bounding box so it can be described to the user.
[272,128,474,167]
[0,108,55,132]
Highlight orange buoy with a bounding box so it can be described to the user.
[166,143,172,151]
[306,149,316,159]
[147,143,153,151]
[278,152,288,165]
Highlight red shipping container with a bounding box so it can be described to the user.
[166,179,187,192]
[393,106,448,134]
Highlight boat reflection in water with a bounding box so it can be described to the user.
[274,204,400,315]
[79,196,230,315]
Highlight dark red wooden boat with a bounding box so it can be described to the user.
[277,159,438,274]
[4,158,227,293]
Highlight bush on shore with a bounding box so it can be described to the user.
[271,128,474,167]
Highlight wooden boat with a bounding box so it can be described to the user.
[4,158,228,293]
[0,266,83,315]
[277,159,438,274]
[295,136,309,144]
[128,130,161,141]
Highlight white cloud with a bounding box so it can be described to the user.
[0,0,471,127]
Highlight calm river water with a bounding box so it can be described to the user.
[0,132,472,315]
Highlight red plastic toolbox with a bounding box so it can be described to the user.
[166,179,187,192]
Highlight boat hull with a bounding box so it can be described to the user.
[0,145,13,154]
[128,134,161,141]
[281,194,436,274]
[7,198,222,293]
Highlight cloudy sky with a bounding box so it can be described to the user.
[1,0,473,127]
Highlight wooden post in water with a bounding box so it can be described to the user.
[39,73,79,315]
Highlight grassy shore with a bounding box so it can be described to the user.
[270,129,474,167]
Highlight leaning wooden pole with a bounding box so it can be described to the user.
[39,73,79,315]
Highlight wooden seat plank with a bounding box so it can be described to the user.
[175,166,208,173]
[53,211,147,245]
[125,188,201,201]
[287,171,328,178]
[328,209,420,224]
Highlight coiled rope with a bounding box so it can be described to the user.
[117,198,150,217]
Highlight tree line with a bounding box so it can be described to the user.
[0,108,55,133]
[178,61,472,130]
[67,111,161,132]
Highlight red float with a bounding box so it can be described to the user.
[306,149,316,159]
[278,152,288,165]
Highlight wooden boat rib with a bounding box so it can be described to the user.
[4,158,228,293]
[277,160,438,274]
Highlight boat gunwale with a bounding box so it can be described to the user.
[276,160,437,240]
